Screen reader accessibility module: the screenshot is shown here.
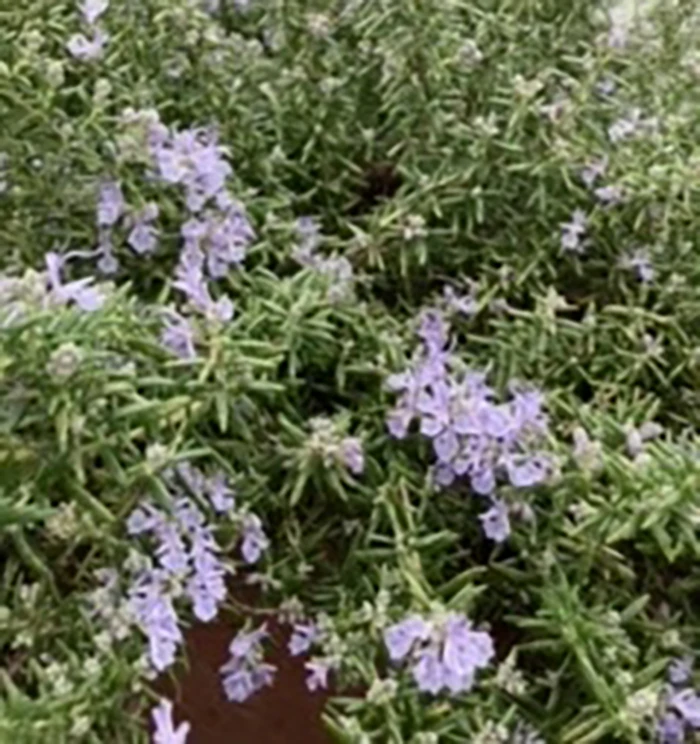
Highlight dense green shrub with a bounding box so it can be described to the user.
[2,0,700,742]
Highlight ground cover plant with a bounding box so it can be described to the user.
[2,0,700,741]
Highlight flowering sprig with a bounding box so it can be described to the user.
[386,309,553,540]
[143,115,254,331]
[220,624,276,702]
[121,465,268,672]
[288,619,335,692]
[94,180,161,273]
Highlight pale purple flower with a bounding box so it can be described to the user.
[384,616,431,662]
[152,699,190,744]
[596,78,616,97]
[417,309,450,355]
[67,28,108,61]
[127,569,183,671]
[443,284,477,316]
[174,463,206,495]
[386,329,452,442]
[669,657,694,687]
[154,522,189,575]
[509,387,548,434]
[412,646,444,694]
[221,667,255,702]
[291,217,353,301]
[221,624,276,703]
[439,614,494,694]
[173,250,234,322]
[580,156,608,188]
[127,203,159,255]
[386,406,414,440]
[609,110,642,143]
[127,504,161,536]
[229,625,268,658]
[187,538,226,622]
[160,310,197,360]
[80,0,109,25]
[305,660,330,692]
[289,623,320,656]
[594,184,624,207]
[96,229,119,275]
[97,181,125,227]
[240,514,269,564]
[657,713,685,744]
[670,689,700,728]
[206,472,235,513]
[386,363,444,440]
[479,499,510,543]
[45,252,105,312]
[128,221,157,253]
[295,216,321,256]
[418,381,461,463]
[560,209,587,253]
[433,462,457,488]
[470,466,496,496]
[504,453,550,488]
[620,248,654,283]
[339,437,364,475]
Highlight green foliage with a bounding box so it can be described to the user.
[1,0,700,742]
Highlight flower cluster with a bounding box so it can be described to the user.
[67,0,109,61]
[126,566,185,673]
[657,658,700,743]
[288,620,333,692]
[145,117,255,332]
[386,309,552,540]
[95,180,160,274]
[383,612,494,696]
[293,217,354,303]
[148,124,233,213]
[220,624,276,702]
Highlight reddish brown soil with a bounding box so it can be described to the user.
[155,619,333,744]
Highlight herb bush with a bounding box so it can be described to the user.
[2,0,700,741]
